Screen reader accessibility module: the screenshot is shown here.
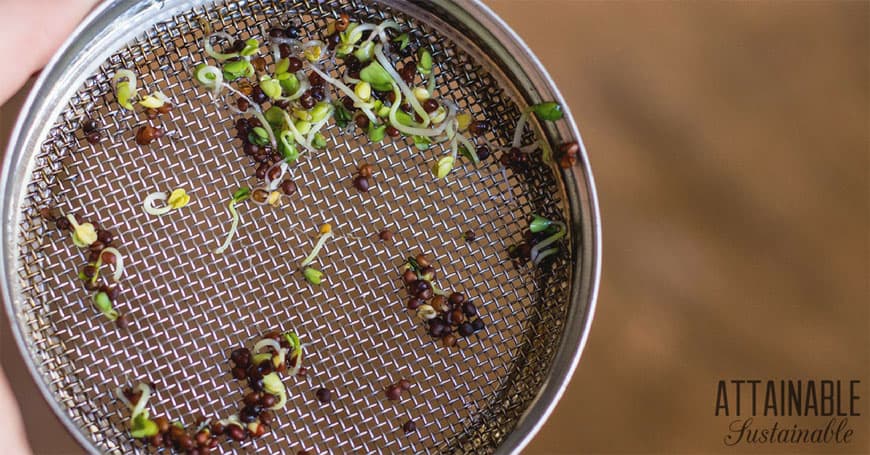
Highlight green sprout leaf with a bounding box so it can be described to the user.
[392,33,410,51]
[529,214,553,233]
[278,131,299,163]
[417,48,433,76]
[130,413,159,439]
[360,62,394,92]
[278,72,300,95]
[353,41,375,62]
[232,187,251,203]
[432,156,454,179]
[240,38,259,57]
[367,123,386,142]
[249,127,269,146]
[312,132,327,149]
[223,60,254,81]
[413,135,431,150]
[264,106,285,130]
[333,102,353,128]
[260,76,282,100]
[303,267,323,285]
[529,102,563,121]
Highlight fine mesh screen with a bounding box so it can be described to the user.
[13,0,572,453]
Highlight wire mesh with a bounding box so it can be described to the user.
[13,0,572,453]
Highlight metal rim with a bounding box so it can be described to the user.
[1,1,601,453]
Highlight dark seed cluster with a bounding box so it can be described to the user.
[82,118,102,144]
[401,253,486,347]
[121,386,220,454]
[233,116,297,196]
[40,208,127,328]
[135,104,172,145]
[499,147,532,172]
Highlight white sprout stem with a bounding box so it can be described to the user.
[115,387,134,411]
[281,111,317,153]
[387,85,455,137]
[342,75,361,84]
[275,71,311,101]
[130,383,152,419]
[100,247,124,282]
[286,349,303,377]
[533,247,560,266]
[456,132,479,163]
[355,23,383,47]
[196,65,224,96]
[204,31,239,61]
[253,338,282,355]
[306,64,377,122]
[271,387,288,410]
[374,44,430,126]
[512,111,530,149]
[426,70,437,96]
[530,221,566,262]
[218,415,244,428]
[66,214,80,230]
[143,192,172,216]
[214,199,240,254]
[300,231,333,267]
[305,115,331,145]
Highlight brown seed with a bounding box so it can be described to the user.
[279,43,292,59]
[267,164,282,181]
[82,119,99,134]
[448,292,465,306]
[85,131,102,144]
[100,250,116,265]
[153,416,171,434]
[335,13,350,32]
[385,384,402,401]
[149,433,164,447]
[423,98,439,113]
[415,254,431,268]
[353,176,370,192]
[386,125,400,137]
[402,270,417,285]
[169,424,186,440]
[358,163,374,178]
[227,424,246,441]
[400,64,416,84]
[560,141,580,158]
[135,125,164,145]
[378,229,393,242]
[355,114,369,129]
[281,179,297,196]
[406,297,423,310]
[237,97,250,111]
[260,393,277,408]
[431,295,448,312]
[287,57,303,72]
[252,56,267,72]
[451,309,466,324]
[402,419,416,434]
[244,392,260,406]
[88,240,105,252]
[157,104,172,115]
[210,422,225,436]
[468,120,488,136]
[145,108,159,120]
[259,410,275,425]
[399,379,412,391]
[232,366,247,380]
[442,334,457,347]
[195,430,210,447]
[97,229,114,245]
[115,313,129,329]
[315,387,332,403]
[178,435,194,451]
[255,163,270,180]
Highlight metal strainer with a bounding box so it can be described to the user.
[1,0,600,453]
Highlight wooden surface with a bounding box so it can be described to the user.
[1,1,868,453]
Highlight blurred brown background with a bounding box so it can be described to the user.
[1,1,868,453]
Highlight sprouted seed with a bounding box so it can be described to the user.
[143,189,191,216]
[214,188,250,254]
